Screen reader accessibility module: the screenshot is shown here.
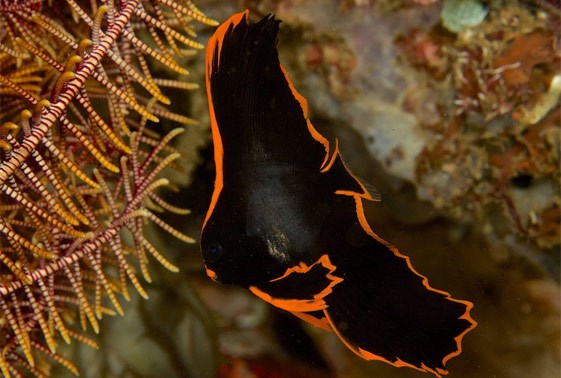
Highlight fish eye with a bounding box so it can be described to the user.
[205,241,223,260]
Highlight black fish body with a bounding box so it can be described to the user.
[201,11,476,377]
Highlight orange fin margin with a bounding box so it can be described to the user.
[202,10,249,230]
[249,254,343,313]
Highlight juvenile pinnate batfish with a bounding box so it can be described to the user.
[200,10,476,376]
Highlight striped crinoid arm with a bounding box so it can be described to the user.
[0,0,217,376]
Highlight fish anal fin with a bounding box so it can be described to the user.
[321,236,476,377]
[323,315,445,377]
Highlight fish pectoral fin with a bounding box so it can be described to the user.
[249,254,343,313]
[322,149,376,200]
